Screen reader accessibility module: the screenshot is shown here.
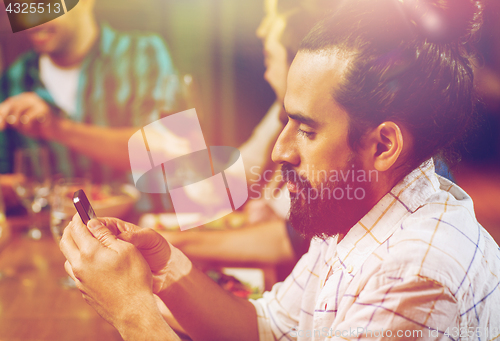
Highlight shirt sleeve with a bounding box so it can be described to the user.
[330,269,460,340]
[249,241,319,341]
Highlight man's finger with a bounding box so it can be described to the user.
[4,94,41,129]
[87,218,120,249]
[0,100,14,130]
[21,107,39,123]
[20,107,42,131]
[8,104,29,129]
[64,260,78,281]
[59,223,81,264]
[118,227,170,274]
[5,115,16,125]
[98,217,133,235]
[0,102,10,130]
[0,98,13,116]
[69,213,101,252]
[63,261,86,294]
[93,217,122,235]
[119,227,157,250]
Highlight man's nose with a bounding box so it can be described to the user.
[272,123,299,166]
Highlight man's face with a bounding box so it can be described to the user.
[25,3,83,55]
[272,51,375,239]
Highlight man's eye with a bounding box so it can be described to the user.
[297,128,315,138]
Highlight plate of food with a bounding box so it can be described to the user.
[53,183,140,220]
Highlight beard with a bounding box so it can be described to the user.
[282,156,376,240]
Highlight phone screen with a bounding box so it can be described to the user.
[73,189,97,225]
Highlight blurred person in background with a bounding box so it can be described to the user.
[0,0,178,212]
[156,0,334,275]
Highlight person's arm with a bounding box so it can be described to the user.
[51,118,135,172]
[154,247,260,341]
[0,92,135,172]
[60,216,260,341]
[161,218,295,264]
[112,299,178,341]
[154,295,189,337]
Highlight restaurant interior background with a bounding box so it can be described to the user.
[0,0,498,339]
[22,0,500,242]
[0,0,499,271]
[0,0,499,177]
[0,2,277,339]
[0,0,499,273]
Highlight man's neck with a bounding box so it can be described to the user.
[49,17,99,68]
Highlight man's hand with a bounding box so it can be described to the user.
[0,92,60,139]
[60,214,157,327]
[86,216,173,293]
[0,92,139,172]
[60,214,181,340]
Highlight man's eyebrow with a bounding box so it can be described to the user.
[287,112,319,128]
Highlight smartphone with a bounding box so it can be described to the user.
[73,189,97,225]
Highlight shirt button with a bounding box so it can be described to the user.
[346,265,353,273]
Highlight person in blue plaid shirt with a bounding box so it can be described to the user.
[0,0,178,209]
[59,0,500,340]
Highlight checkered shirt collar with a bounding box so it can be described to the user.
[334,159,440,275]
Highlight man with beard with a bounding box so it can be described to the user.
[0,0,179,212]
[280,156,373,240]
[59,0,500,339]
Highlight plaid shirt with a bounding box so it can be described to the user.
[250,159,500,340]
[0,23,177,183]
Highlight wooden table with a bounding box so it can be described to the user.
[0,215,271,341]
[0,230,123,341]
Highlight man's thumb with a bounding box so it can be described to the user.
[87,219,117,248]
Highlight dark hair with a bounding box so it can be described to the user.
[277,0,340,64]
[300,0,483,176]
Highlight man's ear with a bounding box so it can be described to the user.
[362,122,404,172]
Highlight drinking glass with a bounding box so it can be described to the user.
[13,146,51,239]
[50,177,90,287]
[50,178,91,242]
[157,73,197,117]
